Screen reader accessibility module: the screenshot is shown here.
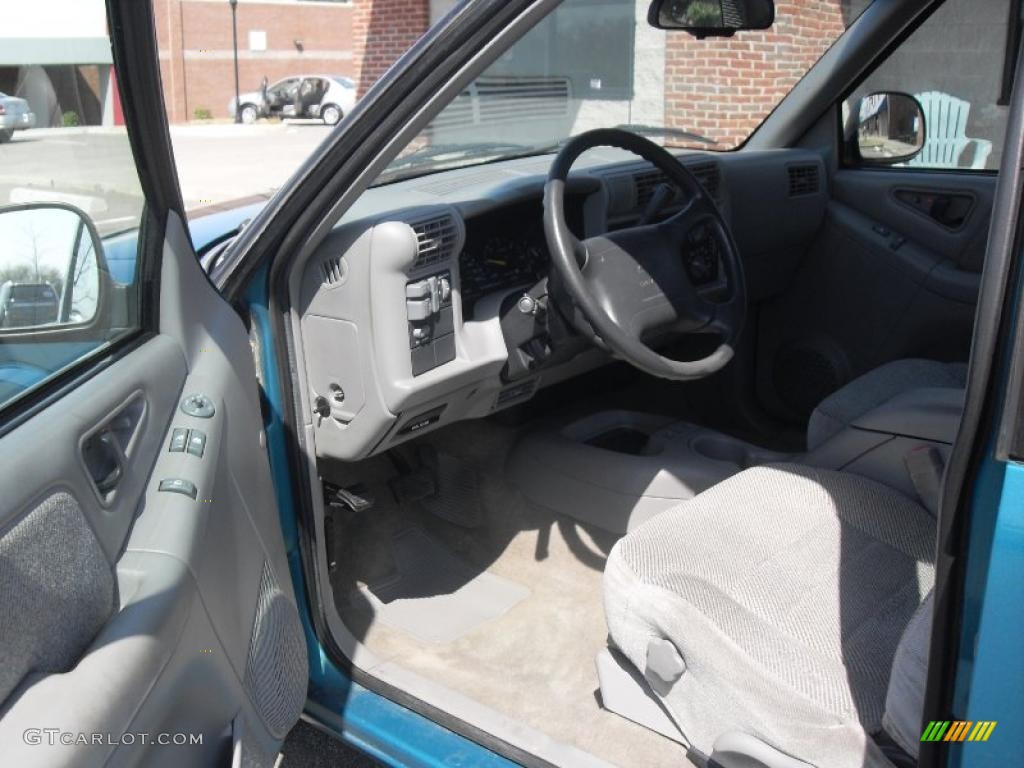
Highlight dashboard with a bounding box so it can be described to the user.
[459,196,587,318]
[294,146,830,461]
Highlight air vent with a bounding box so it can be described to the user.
[634,162,722,209]
[635,169,672,208]
[319,255,346,286]
[690,162,722,205]
[788,164,821,197]
[411,214,457,269]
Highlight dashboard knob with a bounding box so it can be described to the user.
[517,294,537,315]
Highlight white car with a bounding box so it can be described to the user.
[0,91,35,142]
[229,75,356,126]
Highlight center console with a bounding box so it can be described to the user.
[507,387,963,534]
[507,410,792,534]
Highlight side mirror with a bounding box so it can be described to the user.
[852,92,926,166]
[648,0,775,35]
[0,203,108,332]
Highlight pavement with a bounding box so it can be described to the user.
[0,122,334,234]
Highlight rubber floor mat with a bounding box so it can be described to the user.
[357,527,529,644]
[419,451,483,528]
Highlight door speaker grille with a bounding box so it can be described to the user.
[244,561,307,740]
[772,344,845,421]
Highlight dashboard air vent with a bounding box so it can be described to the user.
[634,169,671,208]
[319,255,346,286]
[788,164,821,197]
[634,162,722,209]
[411,214,457,269]
[690,162,722,205]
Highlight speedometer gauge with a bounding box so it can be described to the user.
[459,200,566,318]
[483,237,516,270]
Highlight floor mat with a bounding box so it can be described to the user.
[330,419,686,767]
[280,720,380,767]
[419,450,484,528]
[356,527,529,644]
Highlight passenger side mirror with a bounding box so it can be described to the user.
[0,203,108,332]
[647,0,775,35]
[852,92,926,166]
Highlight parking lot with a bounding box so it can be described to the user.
[0,122,333,233]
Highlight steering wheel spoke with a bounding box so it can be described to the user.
[545,128,746,381]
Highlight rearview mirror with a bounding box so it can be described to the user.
[853,92,926,165]
[0,203,106,332]
[648,0,775,35]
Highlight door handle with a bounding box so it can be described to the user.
[894,188,974,229]
[82,430,124,497]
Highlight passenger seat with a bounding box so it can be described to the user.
[807,359,968,451]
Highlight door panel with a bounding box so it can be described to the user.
[832,169,994,272]
[756,168,990,425]
[0,216,306,766]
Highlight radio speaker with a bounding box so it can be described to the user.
[244,561,308,740]
[771,342,847,422]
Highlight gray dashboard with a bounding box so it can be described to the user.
[294,146,828,461]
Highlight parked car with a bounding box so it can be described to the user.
[229,75,356,125]
[0,281,58,328]
[0,91,35,142]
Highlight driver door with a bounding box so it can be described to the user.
[269,78,302,117]
[0,3,306,766]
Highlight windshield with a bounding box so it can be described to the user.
[378,0,872,184]
[133,0,874,222]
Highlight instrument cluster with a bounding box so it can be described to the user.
[458,196,586,318]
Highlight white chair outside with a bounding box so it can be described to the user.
[909,90,993,169]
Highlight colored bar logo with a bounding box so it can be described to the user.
[921,721,997,742]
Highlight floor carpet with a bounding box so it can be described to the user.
[329,420,686,768]
[280,720,380,767]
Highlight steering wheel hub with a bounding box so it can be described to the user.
[544,128,746,381]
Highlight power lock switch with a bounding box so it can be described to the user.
[158,478,198,499]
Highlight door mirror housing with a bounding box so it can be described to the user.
[851,91,927,166]
[0,203,109,332]
[648,0,775,36]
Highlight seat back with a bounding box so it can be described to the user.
[909,91,973,169]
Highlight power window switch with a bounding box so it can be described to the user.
[158,478,197,499]
[186,430,206,458]
[406,280,431,299]
[169,427,188,453]
[406,297,433,322]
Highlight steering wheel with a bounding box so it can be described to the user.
[544,128,746,381]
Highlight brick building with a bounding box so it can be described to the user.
[664,0,856,146]
[153,0,356,123]
[351,0,435,97]
[150,0,463,123]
